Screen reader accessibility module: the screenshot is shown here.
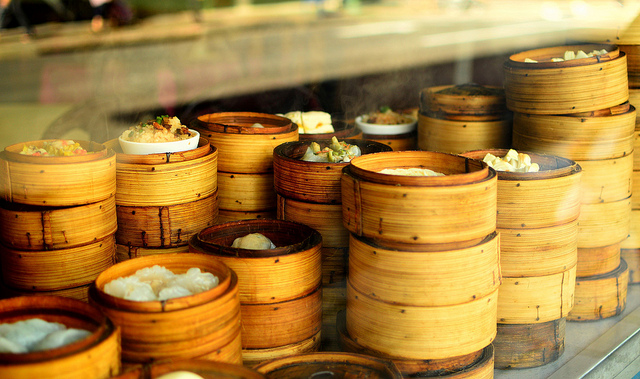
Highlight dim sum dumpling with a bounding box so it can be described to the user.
[32,328,92,352]
[156,371,205,379]
[231,233,276,250]
[0,318,65,351]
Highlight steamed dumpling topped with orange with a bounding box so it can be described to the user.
[281,111,335,134]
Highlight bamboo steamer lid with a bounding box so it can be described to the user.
[191,112,298,174]
[342,151,496,249]
[253,352,403,378]
[348,232,500,307]
[577,197,631,248]
[0,196,117,251]
[273,139,391,204]
[419,83,507,120]
[0,140,116,207]
[577,243,621,277]
[242,331,321,368]
[217,171,275,212]
[0,295,120,379]
[277,195,348,248]
[504,44,628,115]
[494,318,565,369]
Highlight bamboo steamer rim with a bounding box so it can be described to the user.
[147,359,266,378]
[192,219,322,258]
[253,352,403,378]
[192,112,294,135]
[420,84,507,115]
[506,43,619,68]
[346,150,493,186]
[3,139,108,164]
[0,295,115,364]
[460,149,581,180]
[273,139,392,167]
[352,230,498,253]
[93,252,233,313]
[577,258,628,281]
[567,101,631,117]
[105,137,213,164]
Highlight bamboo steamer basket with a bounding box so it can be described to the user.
[217,209,276,223]
[497,266,575,324]
[348,232,500,307]
[191,112,298,174]
[217,171,274,212]
[621,209,640,249]
[321,281,346,351]
[576,155,633,204]
[336,310,494,378]
[346,280,497,360]
[116,244,189,262]
[243,331,322,367]
[0,281,91,302]
[253,352,403,378]
[320,247,348,285]
[419,84,507,120]
[342,151,496,249]
[0,140,116,207]
[577,196,631,248]
[621,248,640,283]
[512,105,635,161]
[114,146,217,207]
[0,295,120,379]
[114,359,266,379]
[105,136,212,164]
[568,259,629,321]
[498,221,578,277]
[577,243,621,277]
[0,196,117,250]
[239,285,322,349]
[503,44,628,115]
[273,139,391,204]
[362,132,416,151]
[116,192,218,248]
[461,149,582,229]
[277,196,347,248]
[88,253,242,364]
[298,120,363,141]
[1,234,116,292]
[494,318,565,369]
[189,219,322,303]
[417,114,512,154]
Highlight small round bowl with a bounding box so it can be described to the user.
[118,129,200,155]
[355,115,417,135]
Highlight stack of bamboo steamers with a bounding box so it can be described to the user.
[505,43,633,323]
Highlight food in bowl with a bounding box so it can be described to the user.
[483,149,539,172]
[0,318,91,353]
[379,167,445,176]
[118,115,199,155]
[355,107,417,135]
[300,136,361,163]
[231,233,276,250]
[280,111,335,134]
[361,107,415,125]
[20,140,89,156]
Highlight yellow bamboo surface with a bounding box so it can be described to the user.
[116,192,218,248]
[620,44,640,72]
[577,155,633,204]
[568,259,629,321]
[512,109,636,161]
[218,171,275,212]
[504,47,629,115]
[633,171,640,209]
[243,331,321,368]
[417,114,512,154]
[577,243,621,277]
[217,209,277,223]
[498,220,578,277]
[0,296,120,379]
[621,248,640,283]
[1,234,115,291]
[320,246,348,285]
[322,281,347,351]
[630,89,640,125]
[240,286,322,349]
[0,196,117,251]
[0,282,91,302]
[174,335,244,367]
[577,197,631,248]
[494,318,565,369]
[346,280,497,360]
[0,149,116,207]
[253,352,403,378]
[277,195,348,248]
[497,266,576,324]
[342,151,496,248]
[419,84,507,117]
[348,233,500,307]
[114,147,217,207]
[115,244,189,262]
[361,132,416,151]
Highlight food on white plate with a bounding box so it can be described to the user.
[231,233,276,250]
[483,149,540,173]
[120,115,194,143]
[300,136,361,163]
[361,106,415,125]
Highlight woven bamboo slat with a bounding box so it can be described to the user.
[568,259,629,321]
[0,281,91,302]
[217,171,275,212]
[0,296,120,379]
[116,192,218,248]
[576,243,621,277]
[273,139,391,204]
[217,209,276,223]
[114,147,217,207]
[494,318,565,369]
[1,234,115,291]
[512,107,636,161]
[577,197,631,248]
[577,155,633,204]
[504,44,628,115]
[417,114,512,154]
[0,196,117,251]
[321,281,346,351]
[336,310,494,378]
[497,266,575,324]
[189,219,322,303]
[348,233,500,307]
[621,248,640,283]
[419,84,507,118]
[461,149,582,229]
[191,112,298,174]
[0,148,116,207]
[253,352,403,378]
[115,244,189,262]
[243,331,322,368]
[346,280,497,360]
[298,120,362,141]
[240,286,322,349]
[498,221,578,277]
[104,136,212,164]
[361,132,416,151]
[342,151,496,249]
[277,195,347,248]
[89,253,242,364]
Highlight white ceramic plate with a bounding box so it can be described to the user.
[355,115,417,135]
[118,129,200,155]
